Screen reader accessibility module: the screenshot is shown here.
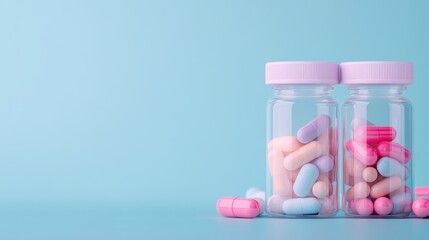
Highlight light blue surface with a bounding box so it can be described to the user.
[0,0,429,239]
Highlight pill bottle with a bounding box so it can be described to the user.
[341,62,413,217]
[265,62,339,217]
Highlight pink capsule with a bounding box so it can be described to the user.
[346,139,378,166]
[216,197,260,218]
[376,142,411,164]
[355,126,397,145]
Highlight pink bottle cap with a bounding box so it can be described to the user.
[415,187,429,196]
[265,62,339,85]
[340,61,413,84]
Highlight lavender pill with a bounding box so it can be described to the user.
[297,114,331,144]
[312,155,334,173]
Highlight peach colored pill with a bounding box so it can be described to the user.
[344,156,366,177]
[267,136,303,154]
[267,149,286,176]
[273,173,293,197]
[346,182,370,200]
[289,168,301,181]
[370,176,403,198]
[362,167,378,182]
[312,181,330,198]
[283,141,324,171]
[344,175,364,186]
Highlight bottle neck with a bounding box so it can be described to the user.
[348,85,406,98]
[273,85,334,98]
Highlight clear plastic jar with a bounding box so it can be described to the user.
[265,62,339,217]
[341,62,413,217]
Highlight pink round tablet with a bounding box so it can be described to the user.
[374,197,393,215]
[415,187,429,196]
[355,198,374,216]
[412,198,429,218]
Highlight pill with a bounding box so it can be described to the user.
[370,176,403,198]
[267,149,287,176]
[376,142,411,164]
[351,118,374,132]
[412,198,429,218]
[284,141,324,170]
[391,191,412,214]
[216,197,261,218]
[346,139,378,166]
[293,164,320,197]
[377,157,409,179]
[273,173,293,197]
[282,197,321,215]
[355,198,373,216]
[415,186,429,196]
[312,155,334,173]
[344,156,366,177]
[374,197,393,215]
[312,181,330,198]
[267,195,288,214]
[344,175,363,186]
[355,126,397,145]
[329,127,338,156]
[268,136,303,154]
[346,181,370,200]
[245,188,266,215]
[362,167,378,182]
[297,114,331,144]
[319,196,336,214]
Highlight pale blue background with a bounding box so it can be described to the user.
[1,0,429,239]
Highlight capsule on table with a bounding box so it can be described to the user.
[346,139,378,166]
[297,114,331,144]
[283,141,324,171]
[370,176,403,198]
[282,197,321,215]
[355,126,397,145]
[376,141,411,164]
[216,197,261,218]
[293,164,320,197]
[377,157,409,179]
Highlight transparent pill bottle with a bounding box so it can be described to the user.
[265,62,339,217]
[341,62,413,217]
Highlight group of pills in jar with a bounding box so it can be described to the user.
[344,119,412,216]
[266,114,336,215]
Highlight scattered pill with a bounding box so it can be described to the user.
[412,198,429,218]
[217,197,261,218]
